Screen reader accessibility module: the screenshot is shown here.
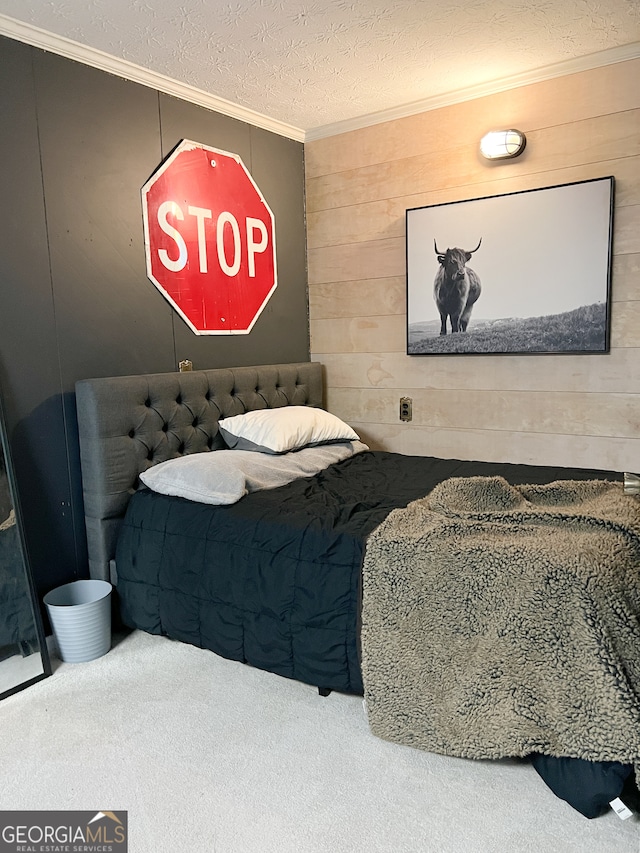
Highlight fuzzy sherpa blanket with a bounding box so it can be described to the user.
[360,476,640,767]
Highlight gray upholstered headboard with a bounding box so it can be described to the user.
[75,362,323,581]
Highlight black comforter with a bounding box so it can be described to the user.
[115,450,617,695]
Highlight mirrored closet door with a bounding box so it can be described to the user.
[0,385,51,700]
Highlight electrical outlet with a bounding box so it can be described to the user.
[399,396,412,422]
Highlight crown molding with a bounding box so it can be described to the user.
[305,41,640,142]
[1,14,638,145]
[0,13,305,143]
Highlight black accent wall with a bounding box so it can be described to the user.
[0,36,309,597]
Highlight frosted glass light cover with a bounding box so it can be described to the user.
[480,130,526,160]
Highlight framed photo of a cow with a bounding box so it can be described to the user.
[406,176,614,355]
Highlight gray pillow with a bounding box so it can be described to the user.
[139,441,367,505]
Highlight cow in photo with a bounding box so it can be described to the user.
[433,239,482,334]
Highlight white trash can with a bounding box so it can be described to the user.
[44,579,112,663]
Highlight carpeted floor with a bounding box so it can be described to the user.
[1,630,638,852]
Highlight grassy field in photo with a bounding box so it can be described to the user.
[408,303,607,355]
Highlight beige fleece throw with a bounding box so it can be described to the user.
[361,476,640,769]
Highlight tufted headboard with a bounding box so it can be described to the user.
[75,362,323,581]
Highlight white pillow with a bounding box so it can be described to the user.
[218,406,359,454]
[139,442,368,505]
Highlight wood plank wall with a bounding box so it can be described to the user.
[305,59,640,473]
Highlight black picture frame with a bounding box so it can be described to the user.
[406,176,614,356]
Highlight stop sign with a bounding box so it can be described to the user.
[141,139,277,334]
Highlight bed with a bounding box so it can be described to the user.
[75,361,640,818]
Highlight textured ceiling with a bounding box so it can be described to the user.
[1,0,639,135]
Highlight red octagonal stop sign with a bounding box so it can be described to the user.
[141,139,277,334]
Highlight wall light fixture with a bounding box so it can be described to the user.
[480,129,526,160]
